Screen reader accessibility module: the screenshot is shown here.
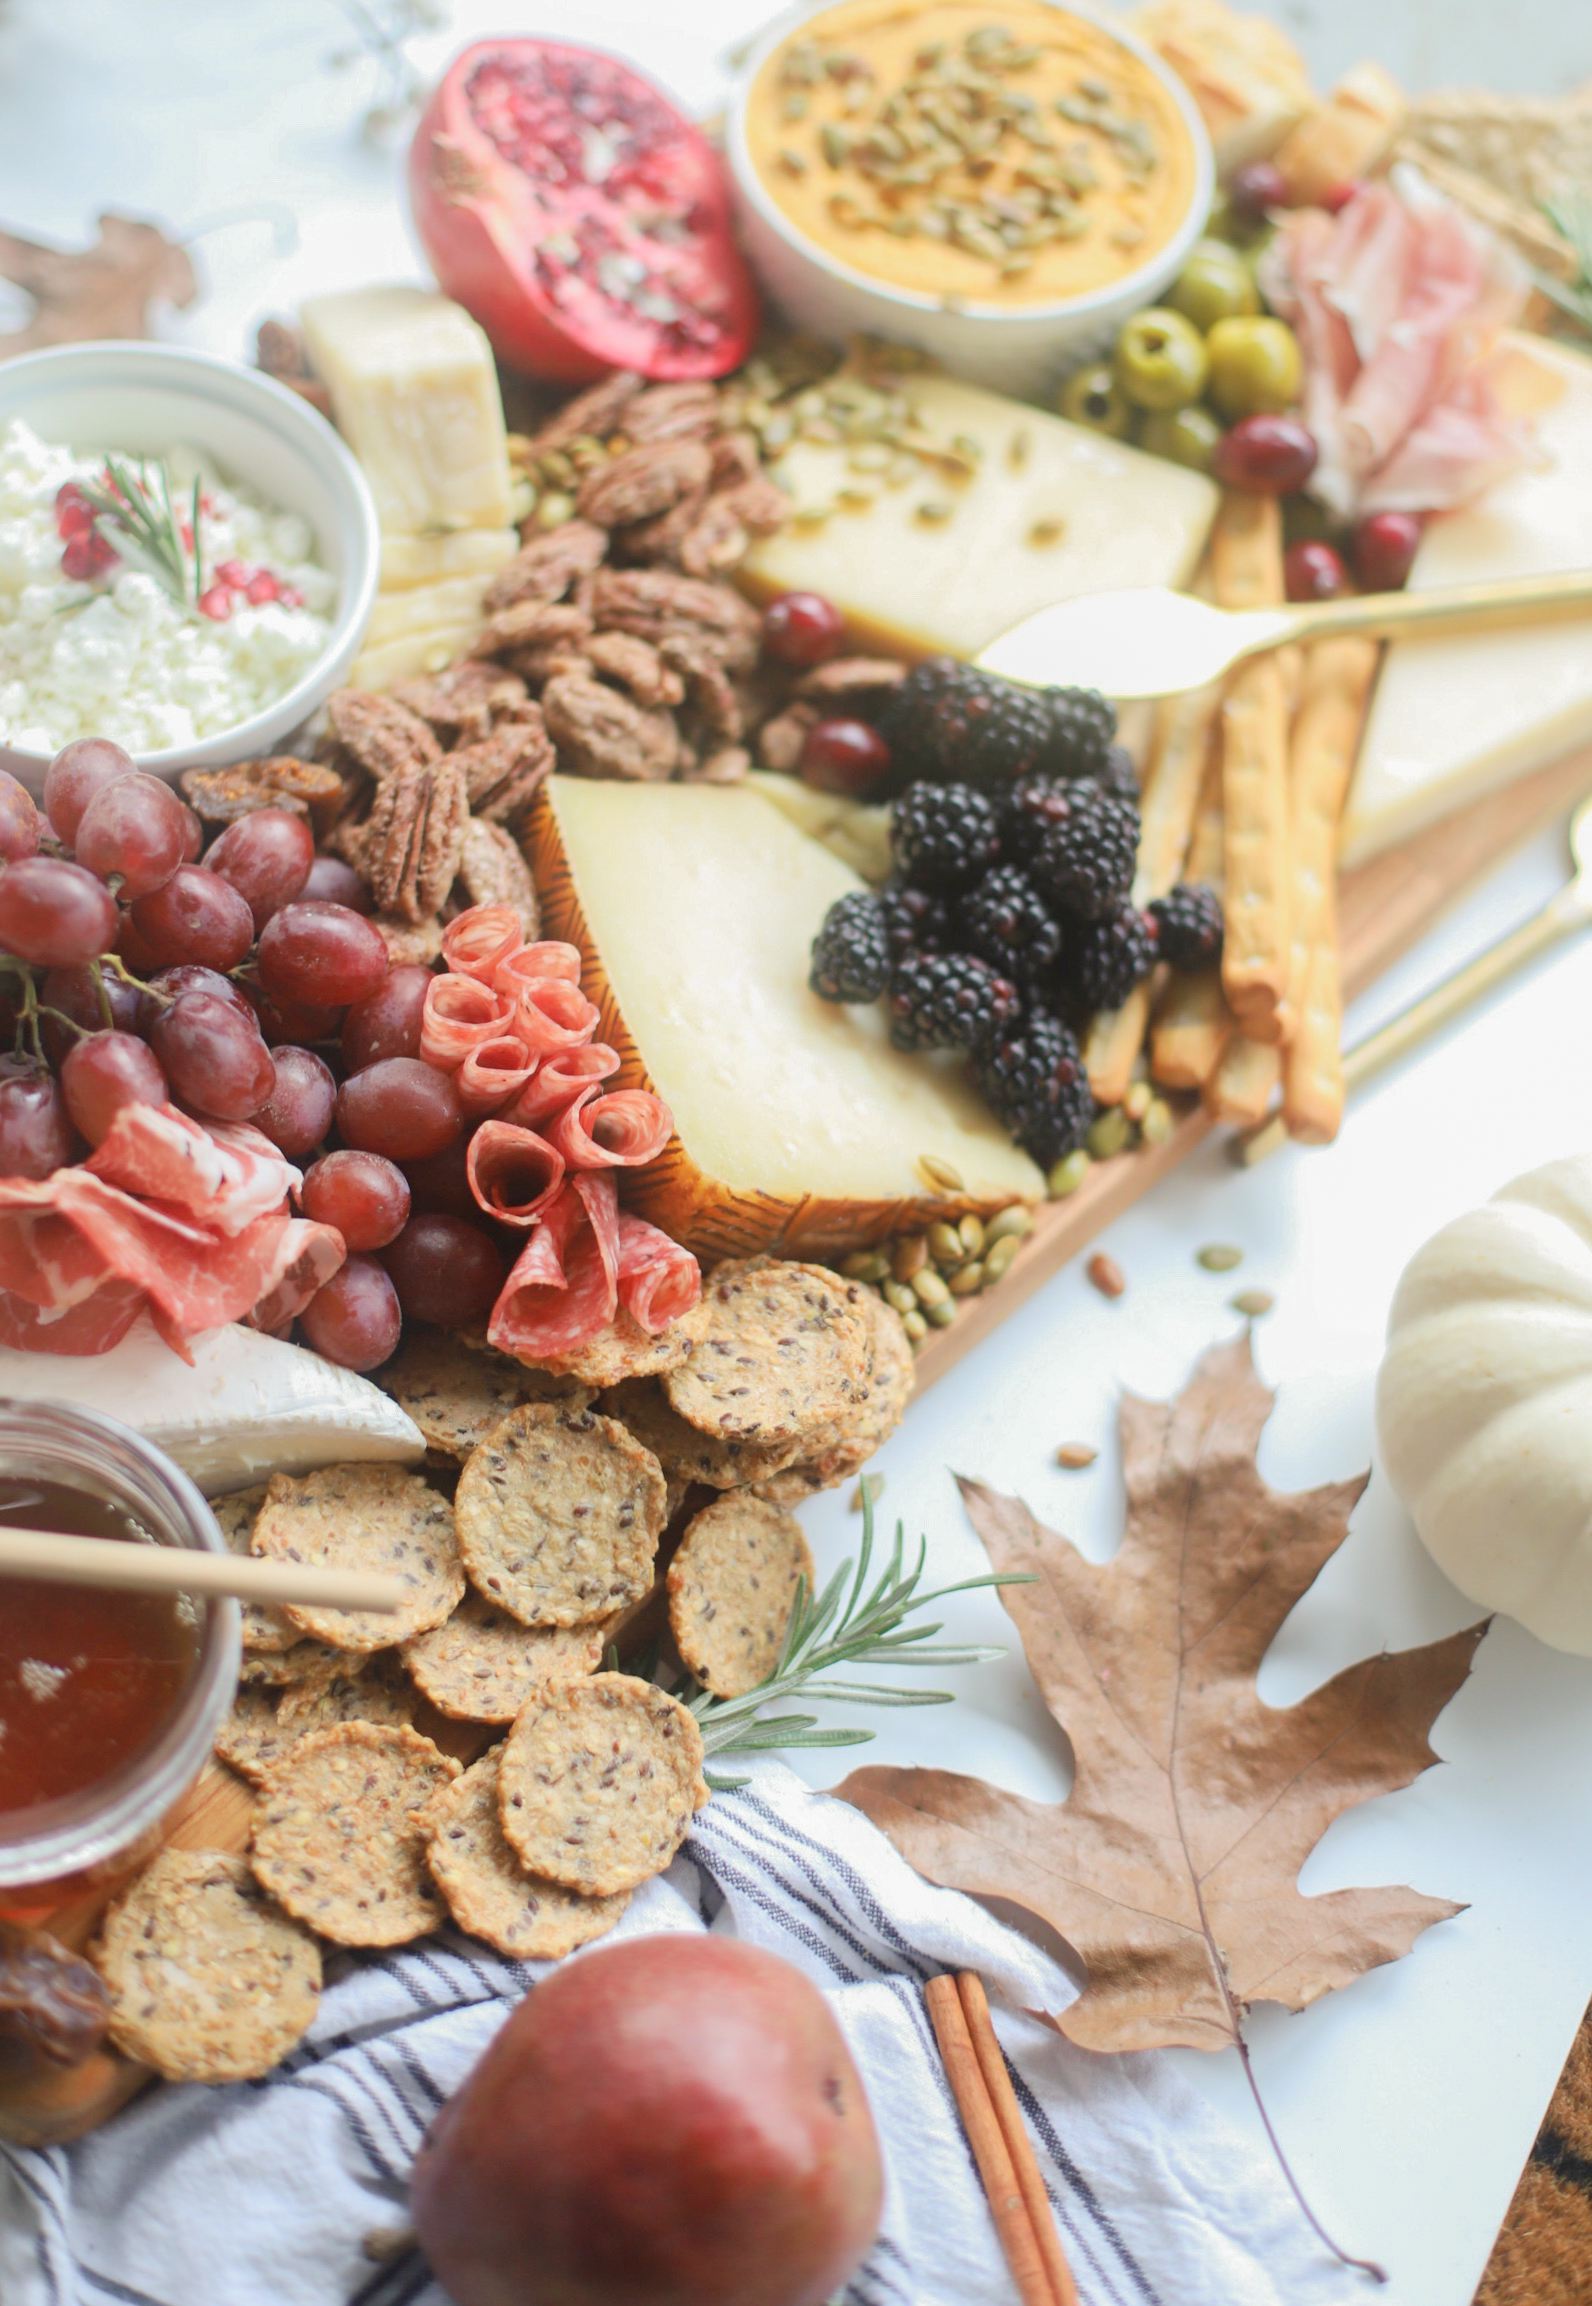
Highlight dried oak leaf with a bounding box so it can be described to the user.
[0,215,196,356]
[838,1335,1487,2054]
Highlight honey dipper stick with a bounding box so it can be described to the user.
[1151,753,1235,1089]
[1211,494,1293,1041]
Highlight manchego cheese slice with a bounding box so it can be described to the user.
[529,777,1044,1256]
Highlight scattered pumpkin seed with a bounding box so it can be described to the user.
[1231,1289,1275,1319]
[927,1220,965,1265]
[1140,1098,1175,1147]
[892,1234,929,1282]
[914,498,954,524]
[1047,1149,1091,1198]
[1007,427,1032,470]
[1087,1108,1132,1160]
[985,1204,1034,1245]
[1197,1244,1244,1273]
[982,1235,1021,1284]
[777,149,808,178]
[1055,1443,1098,1469]
[942,1261,981,1297]
[926,1298,958,1328]
[534,490,575,530]
[1122,1080,1152,1124]
[917,1154,964,1192]
[958,1213,986,1256]
[882,1279,918,1318]
[842,1249,891,1282]
[1027,517,1066,546]
[913,1267,951,1310]
[901,1307,929,1343]
[1087,1252,1126,1300]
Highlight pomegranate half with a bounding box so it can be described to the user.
[409,40,760,384]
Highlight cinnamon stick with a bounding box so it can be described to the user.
[924,1974,1059,2306]
[956,1973,1079,2306]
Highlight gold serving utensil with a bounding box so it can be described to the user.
[978,566,1592,699]
[1239,789,1592,1165]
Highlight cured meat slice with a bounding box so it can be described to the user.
[455,1035,542,1116]
[0,1277,148,1356]
[506,1044,619,1127]
[246,1220,349,1335]
[548,1088,672,1172]
[504,974,601,1058]
[467,1119,566,1227]
[442,904,525,984]
[487,1174,620,1362]
[87,1106,298,1236]
[493,941,582,993]
[615,1210,700,1335]
[420,973,518,1069]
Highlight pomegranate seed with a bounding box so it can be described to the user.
[245,570,280,605]
[198,584,234,621]
[54,484,94,539]
[277,585,304,610]
[215,559,253,590]
[61,533,113,582]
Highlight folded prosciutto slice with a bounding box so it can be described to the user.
[86,1106,299,1235]
[488,1174,621,1361]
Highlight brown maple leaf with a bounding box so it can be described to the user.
[838,1334,1486,2055]
[0,215,197,360]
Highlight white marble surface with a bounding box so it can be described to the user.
[3,5,1592,2301]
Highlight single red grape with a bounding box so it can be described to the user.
[74,771,189,898]
[1283,539,1349,603]
[300,1149,411,1251]
[41,962,140,1062]
[43,739,134,844]
[1228,159,1288,229]
[762,591,846,668]
[0,858,118,968]
[382,1214,506,1328]
[1212,413,1318,496]
[302,854,374,913]
[60,1031,167,1146]
[342,965,432,1073]
[0,774,41,864]
[299,1255,402,1372]
[254,1046,336,1158]
[141,964,253,1029]
[128,865,254,972]
[336,1057,463,1161]
[401,1136,476,1219]
[257,903,388,1008]
[178,805,204,863]
[204,808,314,931]
[800,718,892,798]
[1353,510,1423,593]
[115,904,165,978]
[245,983,345,1047]
[0,1065,75,1179]
[150,990,275,1122]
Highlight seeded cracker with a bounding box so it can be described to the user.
[239,1638,346,1689]
[215,1681,295,1786]
[251,1722,461,1947]
[377,1328,592,1462]
[402,1588,615,1723]
[537,1300,710,1391]
[211,1486,295,1653]
[275,1649,418,1740]
[756,1290,915,1503]
[424,1749,630,1958]
[91,1849,321,2083]
[254,1463,464,1651]
[497,1674,707,1897]
[668,1495,816,1699]
[663,1259,871,1448]
[454,1404,667,1628]
[600,1376,799,1491]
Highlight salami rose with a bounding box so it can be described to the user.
[487,1174,620,1361]
[456,1035,543,1117]
[420,973,518,1070]
[616,1209,700,1334]
[466,1119,566,1228]
[442,904,526,985]
[548,1088,672,1172]
[506,1044,619,1127]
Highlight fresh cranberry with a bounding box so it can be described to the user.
[1352,510,1423,593]
[762,591,846,668]
[1283,539,1349,603]
[1228,160,1289,229]
[1212,414,1318,497]
[198,585,234,622]
[800,717,891,798]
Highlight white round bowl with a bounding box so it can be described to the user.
[726,2,1214,402]
[0,342,378,793]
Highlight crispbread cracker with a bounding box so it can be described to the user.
[215,1681,295,1786]
[754,1289,915,1503]
[454,1404,667,1629]
[537,1300,710,1390]
[251,1722,461,1947]
[377,1329,592,1461]
[401,1589,614,1722]
[212,1486,294,1653]
[663,1259,871,1447]
[255,1464,464,1651]
[239,1639,347,1689]
[92,1849,321,2083]
[275,1649,418,1740]
[424,1749,630,1957]
[667,1495,815,1699]
[497,1673,707,1897]
[600,1376,799,1490]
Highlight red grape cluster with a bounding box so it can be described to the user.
[0,739,512,1374]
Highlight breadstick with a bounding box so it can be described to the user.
[1205,1031,1281,1126]
[1211,492,1292,1043]
[1149,754,1235,1090]
[1210,492,1283,611]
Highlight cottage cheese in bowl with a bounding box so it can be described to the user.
[0,420,337,757]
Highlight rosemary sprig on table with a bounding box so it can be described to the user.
[1533,191,1592,339]
[73,456,202,610]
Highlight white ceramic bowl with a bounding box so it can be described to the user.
[726,2,1214,402]
[0,341,378,793]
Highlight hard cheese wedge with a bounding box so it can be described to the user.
[741,373,1217,659]
[529,777,1043,1256]
[1342,333,1592,866]
[0,1321,424,1493]
[380,528,517,591]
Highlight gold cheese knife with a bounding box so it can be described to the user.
[977,566,1592,699]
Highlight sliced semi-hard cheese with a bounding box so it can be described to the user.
[531,777,1043,1255]
[301,285,513,537]
[380,528,518,591]
[363,574,509,649]
[0,1320,423,1493]
[1342,334,1592,866]
[746,771,894,883]
[741,373,1217,659]
[351,624,489,692]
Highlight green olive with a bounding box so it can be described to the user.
[1060,363,1134,439]
[1168,239,1260,332]
[1205,315,1304,420]
[1113,308,1209,413]
[1138,403,1223,473]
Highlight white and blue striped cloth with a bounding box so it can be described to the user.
[2,1763,1361,2306]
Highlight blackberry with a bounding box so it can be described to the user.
[1063,905,1159,1012]
[1041,686,1117,781]
[1027,782,1140,920]
[975,1010,1095,1168]
[877,658,1055,791]
[878,882,952,969]
[1149,881,1224,970]
[810,893,890,1004]
[888,951,1020,1053]
[891,781,1000,897]
[958,865,1062,982]
[1094,742,1140,804]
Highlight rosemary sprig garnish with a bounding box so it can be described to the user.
[1533,191,1592,339]
[73,455,203,611]
[687,1496,1032,1791]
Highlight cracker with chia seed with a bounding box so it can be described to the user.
[254,1464,464,1651]
[92,1849,321,2083]
[755,1289,915,1503]
[662,1259,871,1448]
[250,1722,461,1947]
[212,1486,295,1654]
[454,1404,667,1629]
[423,1748,630,1958]
[667,1495,816,1699]
[600,1377,799,1491]
[275,1649,418,1740]
[401,1589,615,1722]
[497,1673,707,1898]
[238,1639,348,1689]
[376,1329,592,1462]
[215,1682,295,1786]
[537,1300,710,1391]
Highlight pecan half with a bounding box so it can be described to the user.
[471,600,594,661]
[575,439,713,530]
[586,630,685,708]
[623,381,722,444]
[453,817,540,935]
[450,712,556,825]
[757,704,819,773]
[660,632,743,739]
[793,656,909,700]
[325,690,440,781]
[362,756,469,922]
[678,496,750,580]
[542,673,678,781]
[709,430,762,489]
[521,371,643,460]
[615,484,709,567]
[390,660,529,744]
[372,913,445,967]
[587,569,762,672]
[482,520,609,616]
[180,755,348,835]
[512,645,595,688]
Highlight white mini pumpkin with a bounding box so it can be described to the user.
[1378,1153,1592,1654]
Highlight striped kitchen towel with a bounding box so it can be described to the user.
[1,1761,1361,2306]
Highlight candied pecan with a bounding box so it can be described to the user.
[325,690,441,781]
[718,475,790,537]
[482,521,609,616]
[623,381,722,444]
[542,672,678,782]
[362,756,469,922]
[373,913,445,967]
[390,660,529,744]
[255,320,331,418]
[180,756,348,835]
[511,645,595,689]
[793,656,909,700]
[679,496,749,580]
[682,744,751,785]
[615,484,709,567]
[454,817,540,935]
[586,630,685,708]
[587,569,762,672]
[575,439,713,530]
[709,430,762,490]
[757,704,819,773]
[522,372,644,459]
[471,600,594,661]
[451,713,556,825]
[660,632,743,739]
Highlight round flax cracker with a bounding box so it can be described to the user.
[454,1404,667,1629]
[401,1589,615,1723]
[275,1649,418,1740]
[92,1849,321,2083]
[667,1495,816,1699]
[251,1722,461,1947]
[497,1673,707,1897]
[377,1328,591,1461]
[600,1377,799,1491]
[662,1259,871,1448]
[212,1486,295,1653]
[538,1300,710,1390]
[755,1290,916,1503]
[216,1682,296,1786]
[253,1464,464,1651]
[424,1748,630,1958]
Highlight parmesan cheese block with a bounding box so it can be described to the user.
[529,777,1043,1256]
[1342,333,1592,866]
[380,528,518,591]
[740,374,1217,660]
